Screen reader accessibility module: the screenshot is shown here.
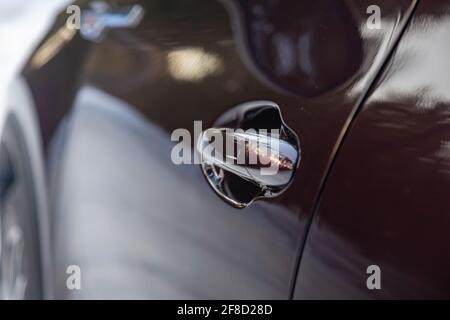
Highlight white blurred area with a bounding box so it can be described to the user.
[0,0,70,116]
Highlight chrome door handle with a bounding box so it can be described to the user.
[198,128,297,187]
[197,101,300,208]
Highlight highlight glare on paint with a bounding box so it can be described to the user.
[167,47,224,82]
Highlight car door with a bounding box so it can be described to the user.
[23,0,416,298]
[294,0,450,299]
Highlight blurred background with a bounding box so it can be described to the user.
[0,1,69,111]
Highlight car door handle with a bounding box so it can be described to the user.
[198,128,297,187]
[197,101,300,208]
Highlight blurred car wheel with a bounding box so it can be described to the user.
[0,79,50,299]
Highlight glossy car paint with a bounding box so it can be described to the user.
[21,0,422,298]
[294,0,450,299]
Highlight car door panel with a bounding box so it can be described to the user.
[22,0,416,298]
[294,0,450,299]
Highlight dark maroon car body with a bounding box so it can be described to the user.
[16,0,450,298]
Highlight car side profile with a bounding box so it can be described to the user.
[1,0,450,299]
